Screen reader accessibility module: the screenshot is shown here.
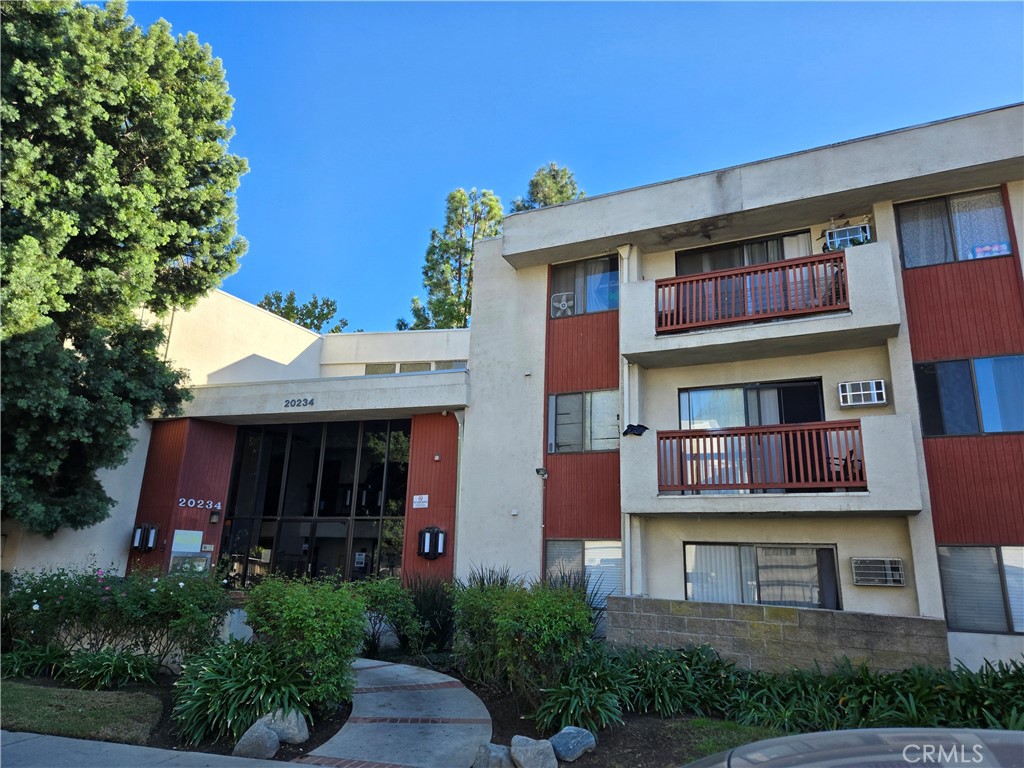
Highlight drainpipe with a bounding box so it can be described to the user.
[452,408,465,580]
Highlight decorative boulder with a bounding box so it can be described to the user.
[232,723,280,759]
[473,743,516,768]
[510,735,557,768]
[550,726,597,762]
[255,708,310,744]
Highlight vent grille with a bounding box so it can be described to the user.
[851,557,905,586]
[838,379,887,407]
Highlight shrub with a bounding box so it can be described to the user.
[405,575,455,652]
[245,576,364,706]
[355,577,421,658]
[452,567,524,686]
[493,582,594,709]
[1,565,230,671]
[534,643,636,733]
[172,639,311,746]
[62,648,157,690]
[0,641,69,679]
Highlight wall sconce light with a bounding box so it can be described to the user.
[132,524,159,553]
[209,512,220,524]
[417,526,446,560]
[535,467,548,479]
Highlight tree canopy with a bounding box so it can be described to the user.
[509,162,585,212]
[398,187,503,330]
[258,290,348,333]
[1,1,247,535]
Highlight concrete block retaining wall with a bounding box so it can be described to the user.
[606,596,950,672]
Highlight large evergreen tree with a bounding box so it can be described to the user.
[1,1,248,535]
[398,188,502,330]
[509,162,584,212]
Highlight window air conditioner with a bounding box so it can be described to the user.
[851,557,905,586]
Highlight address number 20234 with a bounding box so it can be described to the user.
[284,398,314,407]
[178,498,222,510]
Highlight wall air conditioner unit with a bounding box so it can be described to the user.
[551,292,575,317]
[825,223,872,251]
[851,557,905,586]
[838,379,887,407]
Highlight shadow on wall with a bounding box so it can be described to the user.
[207,345,322,385]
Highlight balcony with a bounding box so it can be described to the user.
[656,420,866,493]
[619,414,922,517]
[655,253,849,334]
[620,242,901,367]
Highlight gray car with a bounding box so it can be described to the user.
[683,728,1024,768]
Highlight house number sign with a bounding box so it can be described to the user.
[178,497,223,510]
[283,398,315,408]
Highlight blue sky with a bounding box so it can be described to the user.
[123,1,1024,332]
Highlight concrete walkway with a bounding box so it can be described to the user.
[1,659,492,768]
[294,658,492,768]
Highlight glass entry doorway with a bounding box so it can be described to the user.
[221,420,410,586]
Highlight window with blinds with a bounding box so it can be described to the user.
[938,546,1023,634]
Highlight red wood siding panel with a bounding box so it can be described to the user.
[903,257,1024,361]
[546,311,620,393]
[925,435,1024,545]
[544,452,621,540]
[129,420,188,572]
[128,419,236,573]
[176,420,237,565]
[401,413,460,583]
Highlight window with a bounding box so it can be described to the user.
[547,391,619,453]
[545,539,623,608]
[364,363,397,375]
[937,546,1023,634]
[399,362,431,373]
[684,543,840,609]
[434,360,468,371]
[675,232,811,276]
[550,255,619,318]
[896,189,1012,268]
[914,355,1024,436]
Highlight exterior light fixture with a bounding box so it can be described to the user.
[417,527,446,560]
[132,524,159,553]
[535,467,549,479]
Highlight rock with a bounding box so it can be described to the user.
[510,735,557,768]
[550,726,597,762]
[232,723,280,759]
[255,708,310,744]
[473,742,516,768]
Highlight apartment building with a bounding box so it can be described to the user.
[3,105,1021,670]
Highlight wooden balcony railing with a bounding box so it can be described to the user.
[655,252,850,334]
[657,420,866,493]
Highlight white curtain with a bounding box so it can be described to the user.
[899,199,954,267]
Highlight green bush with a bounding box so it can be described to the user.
[172,639,311,746]
[245,576,364,706]
[405,575,455,652]
[0,641,69,679]
[534,643,636,733]
[1,566,230,670]
[452,566,523,686]
[355,577,421,658]
[62,648,157,690]
[493,582,594,709]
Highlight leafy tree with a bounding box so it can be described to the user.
[398,188,503,330]
[509,162,585,212]
[1,1,247,535]
[258,290,347,333]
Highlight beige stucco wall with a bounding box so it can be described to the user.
[160,290,322,385]
[2,424,152,575]
[320,328,470,376]
[637,515,921,617]
[456,238,548,581]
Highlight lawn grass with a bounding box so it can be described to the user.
[674,717,786,758]
[0,680,163,745]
